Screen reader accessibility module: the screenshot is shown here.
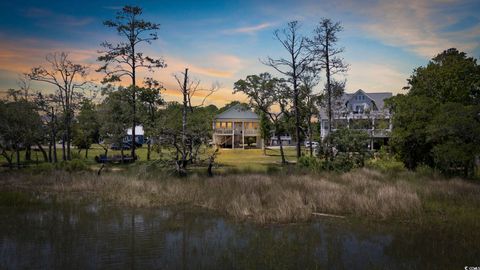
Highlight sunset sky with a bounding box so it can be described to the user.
[0,0,479,106]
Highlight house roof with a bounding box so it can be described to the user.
[215,104,259,120]
[319,89,392,118]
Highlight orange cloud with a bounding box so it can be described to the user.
[0,35,246,106]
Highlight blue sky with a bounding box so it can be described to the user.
[1,0,479,106]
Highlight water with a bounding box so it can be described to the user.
[0,203,478,269]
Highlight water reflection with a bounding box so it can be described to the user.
[0,204,478,269]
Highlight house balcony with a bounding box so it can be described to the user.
[214,128,259,136]
[323,128,391,138]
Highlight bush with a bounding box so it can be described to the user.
[27,162,55,174]
[415,164,435,177]
[298,156,321,170]
[323,153,355,172]
[59,159,89,172]
[366,158,405,174]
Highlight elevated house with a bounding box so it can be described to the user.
[319,89,393,150]
[212,105,263,149]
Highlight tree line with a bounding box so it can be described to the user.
[0,5,478,178]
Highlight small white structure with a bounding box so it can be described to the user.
[212,105,263,149]
[124,125,145,144]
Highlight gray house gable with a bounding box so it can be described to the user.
[346,89,377,112]
[215,104,259,120]
[319,89,392,118]
[344,90,392,112]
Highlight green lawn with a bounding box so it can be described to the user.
[1,144,308,172]
[215,147,298,172]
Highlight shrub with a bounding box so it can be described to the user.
[415,164,435,177]
[323,153,354,172]
[29,162,55,173]
[297,156,321,170]
[59,159,89,172]
[366,158,405,174]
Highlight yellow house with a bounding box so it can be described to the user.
[212,104,262,149]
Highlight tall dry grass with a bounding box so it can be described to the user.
[0,168,450,224]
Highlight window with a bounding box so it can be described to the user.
[226,122,232,128]
[355,105,364,113]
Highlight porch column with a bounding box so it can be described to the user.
[232,122,235,149]
[242,121,245,149]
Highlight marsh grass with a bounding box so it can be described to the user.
[5,168,475,225]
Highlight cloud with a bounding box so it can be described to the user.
[350,0,479,58]
[224,22,274,34]
[346,61,409,94]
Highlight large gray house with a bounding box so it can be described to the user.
[212,104,263,149]
[319,89,393,150]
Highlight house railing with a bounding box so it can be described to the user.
[214,128,233,134]
[214,128,259,135]
[323,128,391,137]
[244,129,259,135]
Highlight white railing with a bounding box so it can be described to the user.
[214,128,259,135]
[244,129,259,135]
[214,128,233,134]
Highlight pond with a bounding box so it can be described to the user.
[0,203,478,269]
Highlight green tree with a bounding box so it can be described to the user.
[329,128,370,170]
[259,112,272,155]
[98,87,132,161]
[234,73,291,164]
[73,99,100,159]
[388,49,480,175]
[387,95,437,169]
[406,48,480,105]
[138,83,164,161]
[0,100,44,168]
[427,103,480,177]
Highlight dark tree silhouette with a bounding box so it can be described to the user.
[29,52,90,161]
[97,5,166,158]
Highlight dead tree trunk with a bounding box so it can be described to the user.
[277,134,286,164]
[181,68,189,172]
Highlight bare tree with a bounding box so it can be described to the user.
[97,5,166,159]
[169,68,219,175]
[263,21,312,159]
[309,18,348,155]
[29,52,89,161]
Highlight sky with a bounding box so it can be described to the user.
[0,0,479,106]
